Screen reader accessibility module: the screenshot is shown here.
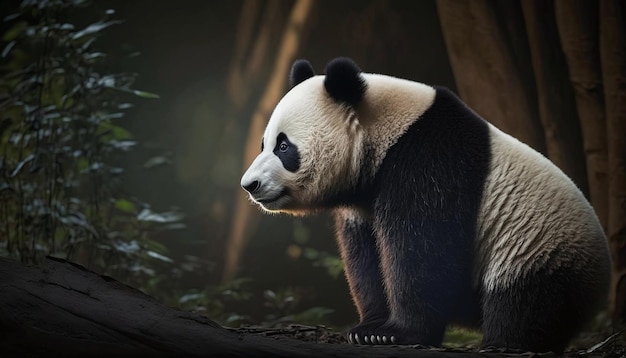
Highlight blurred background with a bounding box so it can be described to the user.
[1,0,624,343]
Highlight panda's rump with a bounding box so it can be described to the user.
[475,124,610,293]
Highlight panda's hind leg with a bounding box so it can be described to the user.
[480,267,590,354]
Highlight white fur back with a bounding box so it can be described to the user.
[475,124,608,291]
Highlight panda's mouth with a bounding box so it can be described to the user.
[256,188,289,206]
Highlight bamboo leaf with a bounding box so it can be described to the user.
[132,90,160,99]
[137,209,184,223]
[143,156,170,168]
[10,154,34,177]
[3,13,20,22]
[2,21,26,41]
[109,139,136,151]
[71,20,123,40]
[146,250,173,263]
[114,199,136,213]
[2,41,16,58]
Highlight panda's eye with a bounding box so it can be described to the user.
[273,132,300,172]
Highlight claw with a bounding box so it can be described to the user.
[355,333,362,345]
[364,335,369,344]
[376,335,381,344]
[347,333,353,344]
[382,335,388,344]
[370,335,377,344]
[391,335,396,344]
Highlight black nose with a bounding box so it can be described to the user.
[242,180,261,193]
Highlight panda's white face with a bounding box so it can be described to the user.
[241,58,436,215]
[241,76,364,214]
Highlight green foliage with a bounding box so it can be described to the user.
[301,247,344,279]
[263,287,334,327]
[442,326,482,348]
[177,281,334,329]
[0,0,182,290]
[178,277,254,326]
[288,218,344,279]
[0,1,339,330]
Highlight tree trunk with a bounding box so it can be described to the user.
[0,257,502,358]
[520,0,588,194]
[223,0,316,282]
[554,0,608,230]
[599,0,626,327]
[227,0,284,108]
[436,0,546,154]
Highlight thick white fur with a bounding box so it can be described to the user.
[243,72,609,289]
[475,124,610,291]
[242,74,435,214]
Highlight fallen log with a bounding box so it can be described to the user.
[0,256,509,357]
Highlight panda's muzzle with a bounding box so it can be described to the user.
[241,179,289,207]
[241,152,291,209]
[241,180,286,204]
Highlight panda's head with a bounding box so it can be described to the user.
[240,58,368,214]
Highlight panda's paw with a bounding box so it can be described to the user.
[349,332,398,345]
[348,320,412,345]
[346,318,387,345]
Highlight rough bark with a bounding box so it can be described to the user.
[599,0,626,326]
[436,0,546,154]
[555,0,608,230]
[223,0,316,282]
[227,0,284,108]
[520,0,588,194]
[0,257,503,358]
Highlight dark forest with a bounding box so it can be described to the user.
[0,1,624,357]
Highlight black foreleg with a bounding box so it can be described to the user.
[334,208,389,344]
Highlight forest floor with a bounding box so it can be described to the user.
[228,324,626,358]
[3,256,624,358]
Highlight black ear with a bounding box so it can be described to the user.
[324,57,367,105]
[290,59,315,87]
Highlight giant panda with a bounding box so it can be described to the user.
[240,57,611,353]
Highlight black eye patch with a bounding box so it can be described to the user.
[274,132,300,172]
